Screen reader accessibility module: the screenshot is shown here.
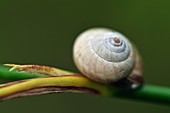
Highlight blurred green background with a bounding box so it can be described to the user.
[0,0,170,113]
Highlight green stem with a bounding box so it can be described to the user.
[126,85,170,104]
[0,65,47,81]
[0,65,170,105]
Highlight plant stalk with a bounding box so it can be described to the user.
[0,65,169,105]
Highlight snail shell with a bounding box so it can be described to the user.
[73,28,143,88]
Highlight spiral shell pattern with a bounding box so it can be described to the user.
[73,28,136,83]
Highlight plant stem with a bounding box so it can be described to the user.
[115,84,170,105]
[0,65,46,81]
[0,65,170,105]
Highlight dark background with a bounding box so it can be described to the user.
[0,0,170,113]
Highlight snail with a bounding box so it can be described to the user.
[73,28,143,89]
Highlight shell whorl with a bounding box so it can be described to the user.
[73,28,136,83]
[91,29,131,62]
